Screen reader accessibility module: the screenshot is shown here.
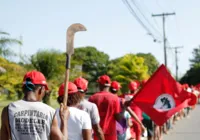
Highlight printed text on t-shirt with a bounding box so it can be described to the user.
[14,110,48,135]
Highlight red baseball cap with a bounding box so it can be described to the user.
[97,75,111,86]
[111,81,121,91]
[58,82,78,96]
[23,70,48,90]
[74,77,88,92]
[128,81,139,91]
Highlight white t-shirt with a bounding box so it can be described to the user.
[8,100,55,140]
[77,99,100,125]
[56,107,92,140]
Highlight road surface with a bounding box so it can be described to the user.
[163,105,200,140]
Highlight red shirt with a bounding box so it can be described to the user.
[130,94,143,121]
[89,91,120,139]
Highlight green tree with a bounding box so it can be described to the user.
[30,49,66,105]
[73,46,110,83]
[0,31,22,57]
[30,49,66,80]
[136,53,159,75]
[180,65,200,86]
[189,45,200,67]
[180,46,200,85]
[30,49,83,80]
[0,57,26,100]
[108,54,149,92]
[30,49,86,104]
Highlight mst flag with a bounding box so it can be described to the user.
[133,64,197,126]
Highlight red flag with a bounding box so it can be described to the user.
[133,64,197,126]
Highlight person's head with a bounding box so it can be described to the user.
[110,81,121,94]
[22,70,48,101]
[57,82,83,106]
[74,77,88,96]
[128,81,139,94]
[141,79,148,87]
[182,83,189,90]
[97,75,111,91]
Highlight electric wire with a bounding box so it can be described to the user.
[130,0,163,38]
[121,0,158,41]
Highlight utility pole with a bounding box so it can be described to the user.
[152,12,175,67]
[169,46,183,80]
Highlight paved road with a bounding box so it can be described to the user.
[163,105,200,140]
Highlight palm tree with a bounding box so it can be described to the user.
[0,31,22,57]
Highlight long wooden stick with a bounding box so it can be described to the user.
[63,23,87,106]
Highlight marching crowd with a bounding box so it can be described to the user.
[0,70,198,140]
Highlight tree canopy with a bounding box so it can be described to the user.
[73,46,109,82]
[108,53,149,92]
[189,46,200,67]
[136,53,159,75]
[180,46,200,85]
[0,57,26,99]
[30,49,65,80]
[30,49,84,88]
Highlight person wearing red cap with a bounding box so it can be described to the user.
[119,81,140,100]
[127,81,143,140]
[74,77,105,140]
[110,81,146,140]
[128,81,140,93]
[110,81,131,140]
[1,70,69,140]
[56,82,92,140]
[110,81,122,94]
[89,75,122,140]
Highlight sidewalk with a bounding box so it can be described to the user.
[163,105,200,140]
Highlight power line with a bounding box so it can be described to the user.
[174,15,182,43]
[121,0,158,41]
[130,0,162,38]
[165,39,177,72]
[122,0,152,34]
[166,37,177,75]
[152,12,176,67]
[168,46,183,80]
[139,0,161,31]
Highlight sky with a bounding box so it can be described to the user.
[1,0,200,78]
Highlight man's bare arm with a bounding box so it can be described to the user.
[50,117,64,140]
[92,124,105,140]
[50,104,69,140]
[82,129,92,140]
[126,107,146,132]
[1,106,10,140]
